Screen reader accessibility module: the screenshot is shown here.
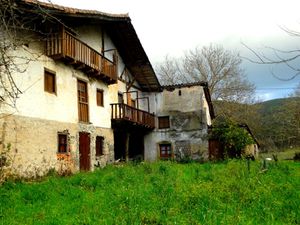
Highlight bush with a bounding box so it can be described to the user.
[210,117,255,158]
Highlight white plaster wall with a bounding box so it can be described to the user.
[202,96,212,126]
[144,92,160,116]
[1,37,118,128]
[76,24,102,53]
[103,31,115,62]
[157,86,203,114]
[144,132,159,161]
[117,80,155,113]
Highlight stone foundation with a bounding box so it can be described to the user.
[0,114,114,179]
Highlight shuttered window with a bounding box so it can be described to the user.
[77,80,89,122]
[158,116,170,129]
[96,89,104,107]
[44,69,56,94]
[96,136,104,156]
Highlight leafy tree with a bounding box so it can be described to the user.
[210,117,255,158]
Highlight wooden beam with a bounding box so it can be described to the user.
[126,77,136,92]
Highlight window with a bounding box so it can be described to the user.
[159,143,172,159]
[58,134,68,153]
[95,136,104,156]
[96,89,104,107]
[77,80,89,122]
[178,90,182,96]
[44,69,56,94]
[158,116,170,129]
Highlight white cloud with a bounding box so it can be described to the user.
[48,0,300,100]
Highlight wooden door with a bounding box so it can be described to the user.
[78,80,89,122]
[127,93,131,106]
[79,132,90,171]
[209,139,224,160]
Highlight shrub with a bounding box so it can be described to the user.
[210,117,255,158]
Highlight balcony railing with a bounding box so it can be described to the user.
[111,103,155,129]
[46,30,117,84]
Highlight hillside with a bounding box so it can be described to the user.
[213,97,300,149]
[257,97,300,115]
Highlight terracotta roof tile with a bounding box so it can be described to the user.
[23,0,129,18]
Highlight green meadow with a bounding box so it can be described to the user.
[1,160,299,224]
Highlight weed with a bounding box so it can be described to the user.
[0,160,299,224]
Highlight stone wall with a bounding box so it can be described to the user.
[0,114,114,179]
[144,85,210,161]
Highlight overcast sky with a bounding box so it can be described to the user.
[50,0,300,101]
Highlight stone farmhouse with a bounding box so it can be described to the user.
[0,0,214,177]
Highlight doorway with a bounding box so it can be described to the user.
[79,132,90,170]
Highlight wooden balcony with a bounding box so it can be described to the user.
[46,30,117,84]
[111,103,155,130]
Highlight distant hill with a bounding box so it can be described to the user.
[256,97,300,149]
[257,97,300,115]
[213,97,300,149]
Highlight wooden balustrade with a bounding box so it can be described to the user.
[46,30,117,83]
[111,103,155,129]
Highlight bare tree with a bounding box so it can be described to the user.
[243,26,300,81]
[156,44,255,103]
[0,0,54,110]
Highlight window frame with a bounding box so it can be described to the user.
[57,133,68,154]
[95,136,104,156]
[158,116,170,129]
[44,68,56,94]
[159,143,172,160]
[77,79,89,123]
[96,89,104,107]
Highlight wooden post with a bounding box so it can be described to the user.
[61,25,65,57]
[125,133,130,162]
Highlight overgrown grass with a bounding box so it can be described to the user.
[1,160,299,224]
[260,147,300,160]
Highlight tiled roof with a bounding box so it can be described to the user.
[20,0,161,91]
[161,81,208,89]
[23,0,129,19]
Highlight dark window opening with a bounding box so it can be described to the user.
[96,89,104,107]
[58,134,68,153]
[44,69,56,94]
[159,143,172,159]
[96,136,104,156]
[178,90,182,96]
[158,116,170,129]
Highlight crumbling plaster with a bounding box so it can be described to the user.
[144,85,211,161]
